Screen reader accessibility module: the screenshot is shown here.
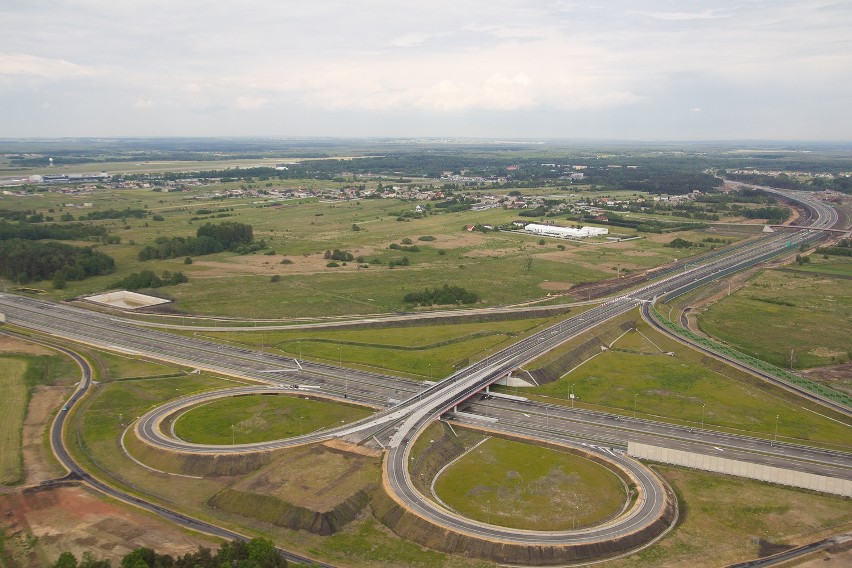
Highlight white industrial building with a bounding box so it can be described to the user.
[524,223,608,239]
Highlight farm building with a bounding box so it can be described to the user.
[524,223,608,238]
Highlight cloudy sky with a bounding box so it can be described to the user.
[1,1,850,140]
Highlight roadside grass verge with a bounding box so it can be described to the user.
[524,310,851,448]
[697,268,851,369]
[202,315,568,379]
[173,395,372,444]
[68,374,239,510]
[86,348,184,381]
[605,464,852,568]
[433,437,626,530]
[0,358,28,484]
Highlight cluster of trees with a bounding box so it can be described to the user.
[0,220,106,241]
[666,238,694,249]
[51,538,286,568]
[740,206,790,223]
[0,239,115,285]
[816,238,852,257]
[138,222,255,260]
[111,270,188,290]
[403,284,479,306]
[80,208,148,221]
[388,243,420,252]
[323,249,354,261]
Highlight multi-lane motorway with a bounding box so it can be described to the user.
[1,187,848,564]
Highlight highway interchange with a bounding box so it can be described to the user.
[1,187,849,564]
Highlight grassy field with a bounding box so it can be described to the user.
[0,358,28,485]
[87,348,185,381]
[606,465,852,567]
[433,437,626,530]
[786,253,852,278]
[523,312,852,448]
[1,183,720,317]
[173,395,372,444]
[698,267,851,369]
[204,314,567,379]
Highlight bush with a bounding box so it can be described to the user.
[270,275,281,282]
[151,214,165,221]
[667,237,693,248]
[280,258,293,265]
[184,256,193,264]
[418,235,436,241]
[326,261,340,267]
[404,284,479,306]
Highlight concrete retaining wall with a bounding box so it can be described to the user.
[628,442,852,497]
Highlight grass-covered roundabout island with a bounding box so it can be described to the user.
[171,393,373,444]
[432,436,629,531]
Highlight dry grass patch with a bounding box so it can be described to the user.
[234,444,380,512]
[0,358,28,484]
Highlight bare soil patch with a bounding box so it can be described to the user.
[0,485,218,567]
[538,281,574,291]
[801,362,852,396]
[0,336,52,356]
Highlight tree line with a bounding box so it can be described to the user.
[0,239,115,284]
[50,538,286,568]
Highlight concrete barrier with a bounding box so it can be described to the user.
[628,442,852,497]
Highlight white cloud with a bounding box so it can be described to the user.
[628,10,724,21]
[234,96,268,110]
[0,1,849,138]
[0,53,98,78]
[389,33,433,48]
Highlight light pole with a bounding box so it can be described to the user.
[570,384,574,408]
[701,404,706,429]
[633,393,638,419]
[774,415,779,446]
[299,415,305,436]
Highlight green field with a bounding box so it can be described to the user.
[173,394,372,444]
[433,437,626,530]
[205,315,567,379]
[87,348,185,381]
[698,267,851,369]
[525,313,851,448]
[606,465,852,568]
[0,358,28,484]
